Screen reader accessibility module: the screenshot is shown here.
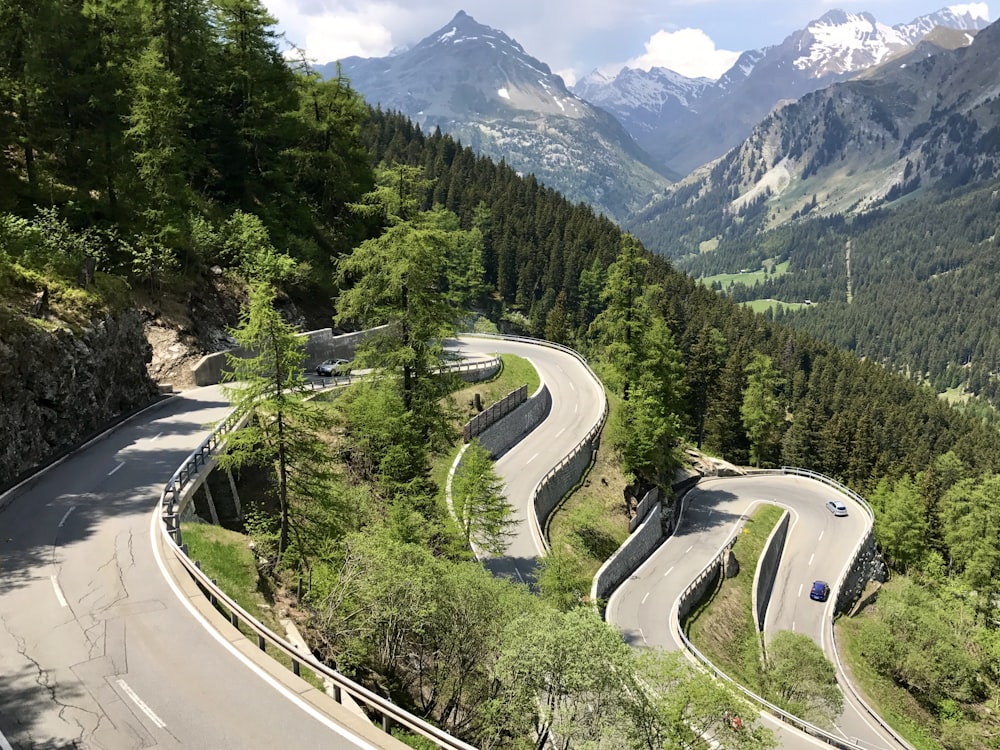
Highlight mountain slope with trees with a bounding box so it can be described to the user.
[5,3,1000,746]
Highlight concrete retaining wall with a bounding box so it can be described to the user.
[464,385,528,442]
[533,430,598,535]
[476,384,552,459]
[592,505,664,603]
[629,486,659,533]
[753,510,790,631]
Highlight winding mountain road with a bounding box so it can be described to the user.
[0,387,398,749]
[451,336,606,582]
[0,335,900,750]
[608,475,903,750]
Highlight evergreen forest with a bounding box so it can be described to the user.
[5,1,1000,747]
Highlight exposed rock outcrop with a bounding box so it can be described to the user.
[0,309,160,487]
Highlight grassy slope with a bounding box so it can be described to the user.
[836,610,944,750]
[683,504,785,692]
[179,523,325,690]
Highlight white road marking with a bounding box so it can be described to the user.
[514,567,525,584]
[818,530,824,542]
[150,510,383,750]
[639,628,648,644]
[116,679,166,729]
[0,728,13,750]
[664,566,674,578]
[152,432,163,441]
[58,506,76,528]
[685,545,693,554]
[574,403,579,414]
[568,380,575,391]
[798,583,804,598]
[808,553,815,566]
[641,592,650,605]
[792,621,796,632]
[526,453,539,465]
[108,461,125,476]
[50,576,68,608]
[555,427,566,438]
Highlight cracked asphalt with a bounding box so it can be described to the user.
[0,386,384,749]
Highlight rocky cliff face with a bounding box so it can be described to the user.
[0,309,160,487]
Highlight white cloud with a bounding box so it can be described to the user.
[626,27,741,79]
[265,1,403,63]
[555,68,578,87]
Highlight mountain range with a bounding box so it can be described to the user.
[320,6,990,225]
[627,14,1000,258]
[576,5,991,175]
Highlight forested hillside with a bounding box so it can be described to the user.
[678,182,1000,408]
[5,2,1000,746]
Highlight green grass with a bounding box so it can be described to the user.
[700,260,791,290]
[836,614,944,750]
[744,298,811,314]
[684,504,785,691]
[547,391,629,587]
[180,523,325,690]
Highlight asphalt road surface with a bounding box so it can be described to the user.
[0,386,401,750]
[608,474,905,750]
[453,336,606,585]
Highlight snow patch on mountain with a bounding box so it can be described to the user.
[794,11,906,74]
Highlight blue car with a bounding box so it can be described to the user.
[810,581,830,602]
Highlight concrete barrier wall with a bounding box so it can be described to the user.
[453,359,501,383]
[476,385,552,459]
[753,510,790,631]
[192,326,386,386]
[533,432,598,535]
[592,505,664,603]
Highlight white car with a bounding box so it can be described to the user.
[316,358,351,377]
[826,499,848,517]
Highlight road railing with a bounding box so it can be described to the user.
[156,389,479,749]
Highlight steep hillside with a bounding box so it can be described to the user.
[628,17,1000,258]
[324,11,674,220]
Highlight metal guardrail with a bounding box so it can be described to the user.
[673,468,913,750]
[463,384,528,442]
[156,382,479,749]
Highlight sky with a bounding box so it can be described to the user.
[261,1,991,84]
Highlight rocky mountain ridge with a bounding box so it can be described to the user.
[324,11,674,221]
[625,16,1000,258]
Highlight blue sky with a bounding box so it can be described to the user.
[261,1,991,82]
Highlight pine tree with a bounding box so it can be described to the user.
[219,282,331,564]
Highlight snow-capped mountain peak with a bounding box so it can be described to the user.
[894,4,991,43]
[792,10,908,75]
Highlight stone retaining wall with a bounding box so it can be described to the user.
[476,384,552,459]
[592,505,664,604]
[192,326,385,386]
